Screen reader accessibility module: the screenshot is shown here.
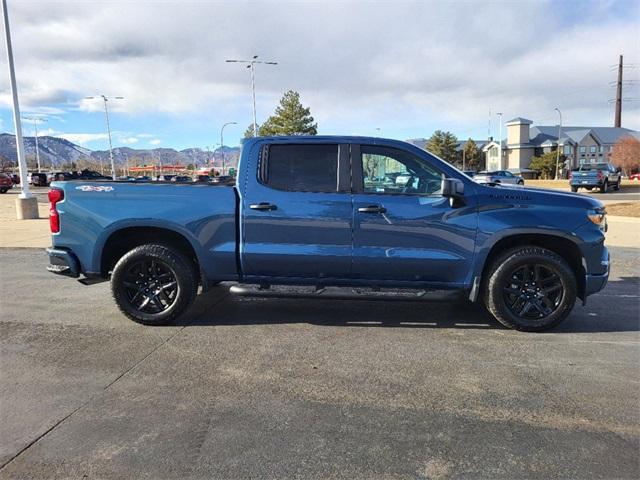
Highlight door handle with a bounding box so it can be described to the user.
[249,202,277,211]
[358,205,387,214]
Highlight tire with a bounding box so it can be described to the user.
[483,246,577,331]
[0,188,7,194]
[600,180,608,193]
[111,244,198,325]
[517,180,524,186]
[570,186,578,193]
[614,178,621,191]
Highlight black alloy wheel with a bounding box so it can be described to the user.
[122,259,178,314]
[502,264,563,320]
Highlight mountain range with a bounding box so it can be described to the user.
[0,133,241,170]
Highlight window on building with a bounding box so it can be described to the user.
[563,145,573,155]
[599,146,605,153]
[579,146,586,153]
[262,144,339,192]
[590,146,597,153]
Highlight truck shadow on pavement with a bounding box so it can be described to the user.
[179,276,639,333]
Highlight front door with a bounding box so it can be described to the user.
[241,142,353,279]
[351,144,477,287]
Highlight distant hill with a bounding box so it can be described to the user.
[0,133,241,170]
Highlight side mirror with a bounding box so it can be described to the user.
[442,178,464,198]
[616,167,622,173]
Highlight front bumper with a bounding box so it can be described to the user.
[46,247,80,278]
[584,247,610,298]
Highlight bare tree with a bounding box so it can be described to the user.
[611,136,640,175]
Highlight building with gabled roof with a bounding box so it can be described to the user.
[482,117,638,173]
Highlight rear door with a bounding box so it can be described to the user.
[351,144,477,286]
[241,142,353,279]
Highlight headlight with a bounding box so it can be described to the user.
[588,208,607,232]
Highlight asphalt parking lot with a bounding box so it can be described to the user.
[0,246,638,479]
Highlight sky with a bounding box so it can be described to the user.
[1,0,639,151]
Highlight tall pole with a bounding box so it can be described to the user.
[615,54,623,128]
[220,121,237,175]
[2,0,31,199]
[24,117,47,173]
[102,96,116,180]
[497,112,502,169]
[226,56,277,137]
[554,107,562,180]
[85,95,123,179]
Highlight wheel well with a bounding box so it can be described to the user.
[481,234,586,297]
[101,227,199,277]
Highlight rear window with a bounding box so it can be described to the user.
[262,144,338,192]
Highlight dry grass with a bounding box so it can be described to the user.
[525,179,640,191]
[605,202,640,218]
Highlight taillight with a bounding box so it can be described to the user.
[48,188,63,233]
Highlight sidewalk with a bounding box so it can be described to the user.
[0,190,637,249]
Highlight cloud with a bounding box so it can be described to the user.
[120,136,139,145]
[148,139,162,145]
[58,133,109,145]
[0,0,638,139]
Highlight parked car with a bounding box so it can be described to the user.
[194,175,211,183]
[46,136,609,332]
[210,175,235,185]
[30,172,49,186]
[570,163,621,193]
[630,173,640,181]
[474,170,524,185]
[171,176,192,183]
[7,173,20,184]
[0,173,14,193]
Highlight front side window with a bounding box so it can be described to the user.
[360,145,443,195]
[262,144,338,192]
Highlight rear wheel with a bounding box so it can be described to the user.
[0,188,7,194]
[483,246,577,331]
[111,244,198,325]
[570,186,578,192]
[600,180,608,193]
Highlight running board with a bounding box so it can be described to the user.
[229,284,463,302]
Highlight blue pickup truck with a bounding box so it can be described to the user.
[46,136,609,331]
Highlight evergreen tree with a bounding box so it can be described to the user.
[463,138,481,170]
[529,151,560,179]
[425,130,458,164]
[243,123,259,139]
[259,90,317,136]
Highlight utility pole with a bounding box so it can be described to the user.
[615,54,623,128]
[220,122,237,176]
[496,112,503,169]
[226,56,278,137]
[554,107,562,180]
[85,95,123,180]
[23,116,47,173]
[2,0,38,218]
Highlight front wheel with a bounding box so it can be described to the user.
[483,246,577,331]
[111,244,198,325]
[517,180,524,186]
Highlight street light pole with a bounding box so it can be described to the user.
[496,112,503,169]
[220,122,237,175]
[226,56,277,137]
[2,0,33,204]
[85,95,123,180]
[23,116,47,173]
[554,107,562,180]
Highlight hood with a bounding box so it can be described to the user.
[475,183,603,210]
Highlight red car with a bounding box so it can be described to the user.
[629,173,640,181]
[0,173,14,193]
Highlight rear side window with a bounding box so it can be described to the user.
[262,144,339,192]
